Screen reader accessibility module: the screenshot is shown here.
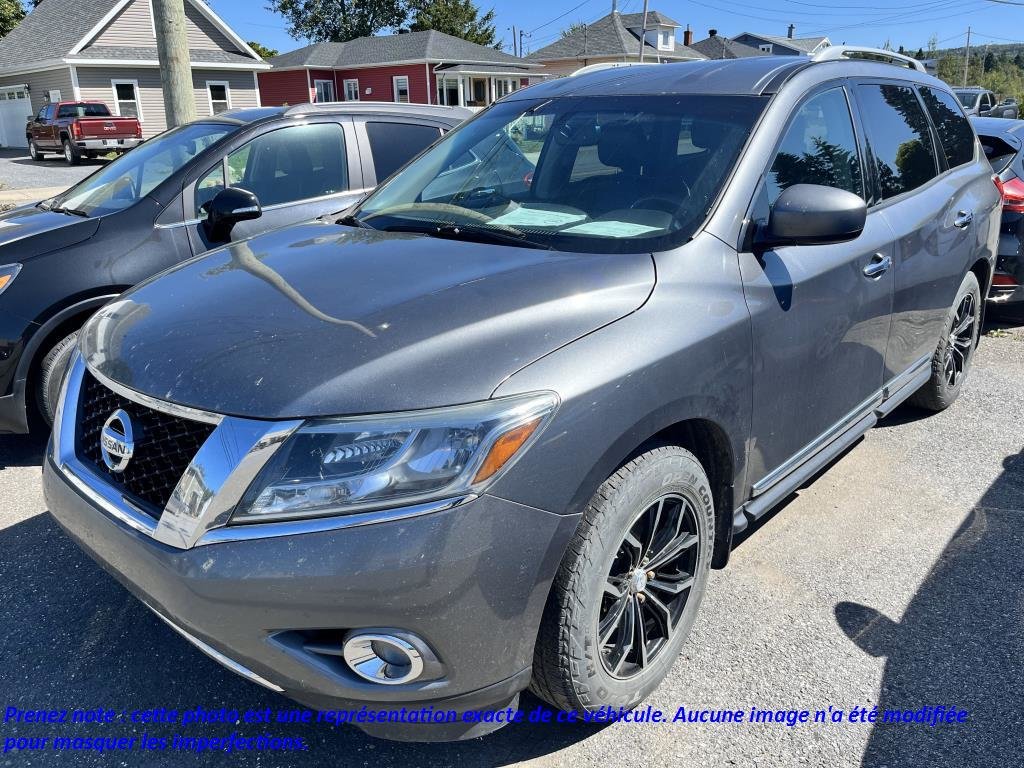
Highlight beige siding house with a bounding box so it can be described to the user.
[0,0,268,145]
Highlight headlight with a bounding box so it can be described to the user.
[0,264,21,297]
[232,392,558,523]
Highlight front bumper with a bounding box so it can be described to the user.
[42,355,578,740]
[75,138,142,152]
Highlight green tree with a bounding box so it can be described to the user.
[267,0,407,43]
[247,40,279,58]
[409,0,497,47]
[562,21,586,39]
[915,47,924,60]
[0,0,25,38]
[1014,52,1024,69]
[984,51,996,72]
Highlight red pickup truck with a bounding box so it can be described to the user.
[26,101,142,165]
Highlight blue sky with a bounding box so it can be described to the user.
[215,0,1024,57]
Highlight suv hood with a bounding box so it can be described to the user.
[0,205,100,258]
[81,222,655,418]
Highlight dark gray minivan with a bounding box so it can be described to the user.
[44,51,998,741]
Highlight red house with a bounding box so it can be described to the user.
[259,30,544,110]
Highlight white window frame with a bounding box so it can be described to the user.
[313,78,335,103]
[206,80,232,115]
[393,75,410,103]
[660,30,673,50]
[343,78,359,101]
[110,79,143,123]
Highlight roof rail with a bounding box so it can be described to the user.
[569,62,659,77]
[812,46,927,73]
[284,102,472,117]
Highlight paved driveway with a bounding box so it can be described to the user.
[0,147,103,192]
[0,312,1021,767]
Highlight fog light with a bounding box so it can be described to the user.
[342,633,425,685]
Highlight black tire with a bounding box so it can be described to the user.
[62,138,81,166]
[38,331,79,426]
[28,140,44,161]
[910,270,981,412]
[531,445,715,712]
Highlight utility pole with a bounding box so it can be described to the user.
[963,26,972,88]
[638,0,649,62]
[152,0,196,128]
[520,29,528,57]
[511,25,518,57]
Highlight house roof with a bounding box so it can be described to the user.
[268,30,540,69]
[0,0,264,74]
[689,36,767,60]
[735,32,830,54]
[434,63,536,75]
[526,11,704,63]
[618,11,681,28]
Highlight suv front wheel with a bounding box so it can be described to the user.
[531,446,714,712]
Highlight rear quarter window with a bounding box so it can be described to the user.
[919,87,975,169]
[366,121,442,181]
[857,84,939,200]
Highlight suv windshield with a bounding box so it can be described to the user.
[46,122,237,217]
[954,91,979,108]
[353,94,767,253]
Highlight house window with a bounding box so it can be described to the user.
[759,44,773,53]
[314,79,335,103]
[111,80,142,121]
[493,78,518,99]
[393,76,410,103]
[344,79,359,101]
[207,81,231,114]
[660,30,672,49]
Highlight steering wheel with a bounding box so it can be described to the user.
[630,186,691,228]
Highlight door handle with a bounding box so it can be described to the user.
[953,210,974,229]
[862,253,891,279]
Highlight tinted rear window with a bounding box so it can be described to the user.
[366,121,441,181]
[977,133,1017,174]
[920,87,975,169]
[56,103,112,118]
[857,84,939,200]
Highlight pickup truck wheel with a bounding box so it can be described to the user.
[62,139,81,166]
[29,140,44,161]
[530,446,714,712]
[910,271,981,412]
[38,331,79,426]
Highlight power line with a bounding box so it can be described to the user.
[528,0,603,35]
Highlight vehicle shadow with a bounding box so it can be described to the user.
[0,432,48,468]
[0,512,600,767]
[834,449,1024,767]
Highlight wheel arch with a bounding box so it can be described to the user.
[969,256,991,335]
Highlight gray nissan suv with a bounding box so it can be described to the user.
[43,53,998,741]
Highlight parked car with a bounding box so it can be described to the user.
[26,101,142,165]
[954,87,1019,118]
[44,54,997,741]
[972,115,1024,304]
[0,102,470,434]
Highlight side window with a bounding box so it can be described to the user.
[365,121,441,180]
[857,84,939,200]
[227,123,348,207]
[766,87,863,205]
[919,87,975,169]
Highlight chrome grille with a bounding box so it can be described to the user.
[75,372,216,517]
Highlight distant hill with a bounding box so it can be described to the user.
[932,42,1024,60]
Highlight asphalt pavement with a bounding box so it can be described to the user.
[0,313,1021,767]
[0,148,101,192]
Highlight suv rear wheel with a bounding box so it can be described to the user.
[531,446,714,712]
[911,271,981,412]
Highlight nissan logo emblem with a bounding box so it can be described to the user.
[100,408,136,473]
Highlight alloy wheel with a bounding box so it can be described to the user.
[945,292,976,387]
[598,493,701,679]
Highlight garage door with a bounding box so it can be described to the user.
[0,87,31,148]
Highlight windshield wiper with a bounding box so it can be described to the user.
[381,222,554,251]
[334,213,376,229]
[50,206,89,218]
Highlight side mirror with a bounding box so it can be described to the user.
[756,184,866,250]
[203,187,261,243]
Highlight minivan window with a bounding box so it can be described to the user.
[857,84,939,200]
[919,87,975,169]
[366,121,442,180]
[50,122,236,217]
[355,95,767,254]
[766,87,863,204]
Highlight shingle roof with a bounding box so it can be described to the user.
[71,46,264,66]
[618,11,680,28]
[526,12,704,63]
[0,0,113,70]
[689,36,767,60]
[434,63,536,75]
[738,33,829,54]
[268,30,537,69]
